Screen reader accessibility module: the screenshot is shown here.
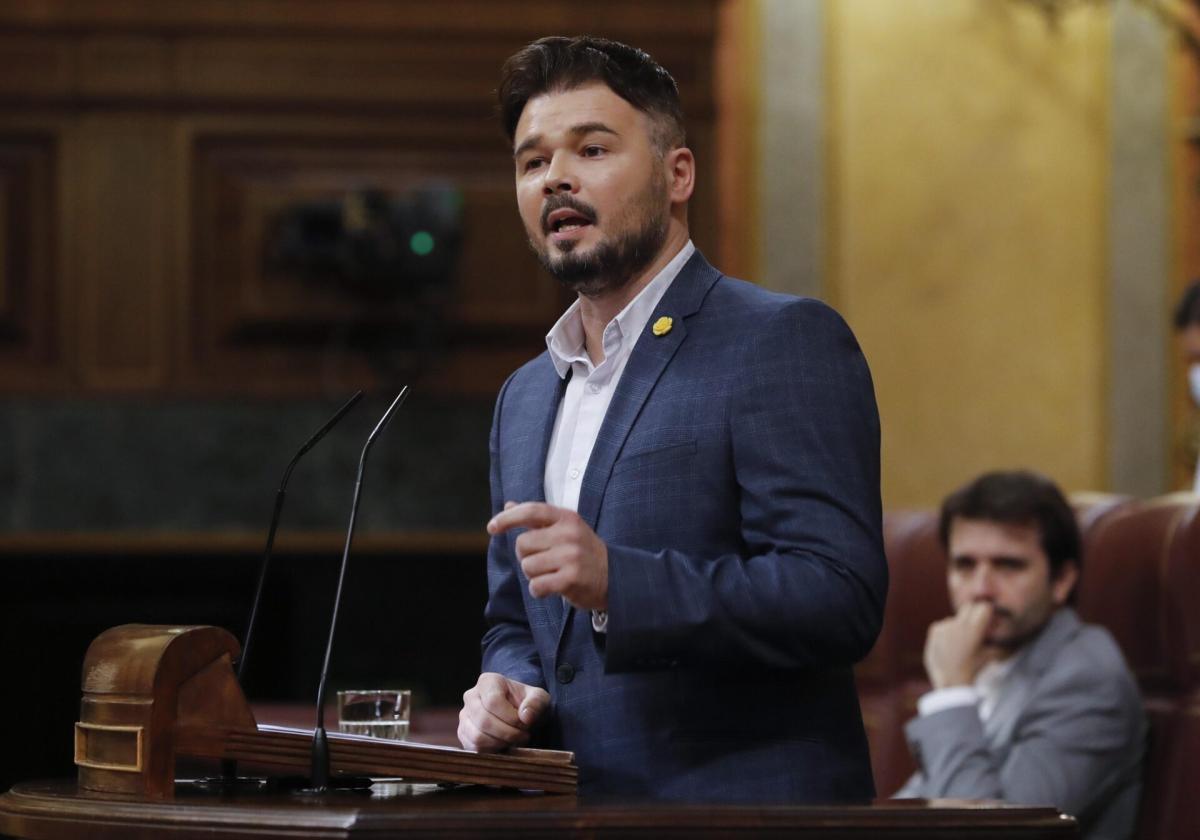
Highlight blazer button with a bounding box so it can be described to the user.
[556,663,576,684]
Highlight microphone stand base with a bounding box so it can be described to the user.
[181,777,270,794]
[181,775,374,796]
[289,775,375,796]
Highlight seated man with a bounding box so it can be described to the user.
[895,470,1146,840]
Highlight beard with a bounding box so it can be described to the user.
[980,603,1050,653]
[530,172,671,297]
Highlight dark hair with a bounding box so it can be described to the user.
[497,35,686,153]
[938,470,1082,592]
[1174,281,1200,330]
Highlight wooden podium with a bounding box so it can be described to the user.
[0,781,1079,839]
[0,624,1080,838]
[71,624,575,797]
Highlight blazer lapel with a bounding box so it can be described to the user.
[556,253,721,646]
[984,608,1081,747]
[509,361,570,628]
[576,251,720,531]
[984,673,1030,749]
[511,362,569,507]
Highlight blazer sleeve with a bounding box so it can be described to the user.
[479,374,545,688]
[604,298,887,672]
[903,643,1145,818]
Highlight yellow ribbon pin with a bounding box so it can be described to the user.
[651,316,673,337]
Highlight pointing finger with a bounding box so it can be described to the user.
[488,502,562,535]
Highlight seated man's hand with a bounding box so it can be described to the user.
[458,672,550,752]
[923,601,998,690]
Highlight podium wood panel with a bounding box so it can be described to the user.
[0,781,1078,840]
[72,624,575,798]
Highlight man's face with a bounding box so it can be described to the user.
[512,83,672,296]
[946,517,1077,652]
[1181,324,1200,365]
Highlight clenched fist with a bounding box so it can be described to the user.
[458,672,550,752]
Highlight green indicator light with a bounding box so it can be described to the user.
[410,231,435,256]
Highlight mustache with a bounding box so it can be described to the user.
[540,194,597,232]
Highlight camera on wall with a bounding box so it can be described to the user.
[266,184,463,304]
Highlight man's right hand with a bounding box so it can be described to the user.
[923,601,997,690]
[457,672,550,752]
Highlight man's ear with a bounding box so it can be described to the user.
[1051,560,1079,606]
[665,146,695,204]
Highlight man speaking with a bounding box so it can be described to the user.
[457,35,887,801]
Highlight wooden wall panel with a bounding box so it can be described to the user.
[76,115,172,389]
[77,36,175,98]
[181,120,563,395]
[0,0,720,397]
[0,35,73,99]
[0,129,67,389]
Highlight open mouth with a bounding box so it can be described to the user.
[544,206,595,236]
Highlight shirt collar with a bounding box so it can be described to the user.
[975,657,1016,693]
[545,240,695,379]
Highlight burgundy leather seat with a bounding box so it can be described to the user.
[1155,498,1200,840]
[1081,496,1200,840]
[858,509,946,794]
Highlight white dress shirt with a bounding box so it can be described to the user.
[543,240,696,632]
[917,657,1016,723]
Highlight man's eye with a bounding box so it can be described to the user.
[522,158,545,172]
[583,146,605,157]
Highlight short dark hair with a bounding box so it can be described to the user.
[1174,280,1200,330]
[938,470,1082,588]
[497,35,686,153]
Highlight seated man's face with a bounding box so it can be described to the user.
[946,517,1077,653]
[1182,323,1200,366]
[1182,324,1200,407]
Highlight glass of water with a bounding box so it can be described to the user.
[337,689,411,740]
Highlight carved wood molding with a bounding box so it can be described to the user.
[0,0,717,37]
[0,5,717,116]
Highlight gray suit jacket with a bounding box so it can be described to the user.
[896,608,1146,840]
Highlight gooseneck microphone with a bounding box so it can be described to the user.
[308,386,410,793]
[238,390,365,684]
[213,391,364,787]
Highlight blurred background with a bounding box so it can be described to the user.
[0,0,1195,789]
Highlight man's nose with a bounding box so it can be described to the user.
[542,153,578,195]
[969,566,996,600]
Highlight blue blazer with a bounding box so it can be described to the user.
[481,251,887,802]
